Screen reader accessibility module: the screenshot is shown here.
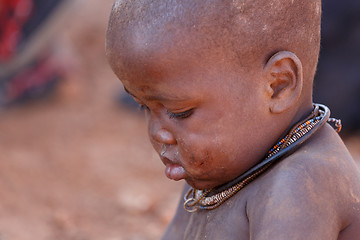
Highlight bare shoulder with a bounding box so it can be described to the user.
[246,124,360,240]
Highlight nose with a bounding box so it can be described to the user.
[152,128,176,145]
[149,119,176,145]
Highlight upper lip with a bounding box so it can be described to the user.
[160,155,180,166]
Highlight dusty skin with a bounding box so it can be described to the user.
[106,0,360,239]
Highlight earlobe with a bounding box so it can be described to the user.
[264,51,303,114]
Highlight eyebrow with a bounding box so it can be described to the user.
[123,86,186,102]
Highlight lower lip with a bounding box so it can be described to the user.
[165,164,186,181]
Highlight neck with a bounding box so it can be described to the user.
[284,100,314,137]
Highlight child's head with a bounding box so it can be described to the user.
[106,0,322,190]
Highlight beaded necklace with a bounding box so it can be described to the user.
[183,104,341,212]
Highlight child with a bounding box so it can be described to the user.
[106,0,360,239]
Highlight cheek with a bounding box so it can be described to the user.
[178,134,231,174]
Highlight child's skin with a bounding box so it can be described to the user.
[106,0,360,239]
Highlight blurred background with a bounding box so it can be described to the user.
[0,0,359,239]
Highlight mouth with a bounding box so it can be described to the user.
[160,156,186,181]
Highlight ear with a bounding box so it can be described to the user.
[264,51,303,114]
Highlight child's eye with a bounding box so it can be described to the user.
[167,109,193,119]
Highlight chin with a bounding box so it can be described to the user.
[185,178,218,190]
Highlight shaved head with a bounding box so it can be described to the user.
[107,0,321,91]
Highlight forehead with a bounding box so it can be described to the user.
[108,32,258,102]
[107,23,244,89]
[118,47,242,98]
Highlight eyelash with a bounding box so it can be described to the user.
[139,104,193,119]
[167,109,193,119]
[139,104,150,111]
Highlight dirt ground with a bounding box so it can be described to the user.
[0,1,359,239]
